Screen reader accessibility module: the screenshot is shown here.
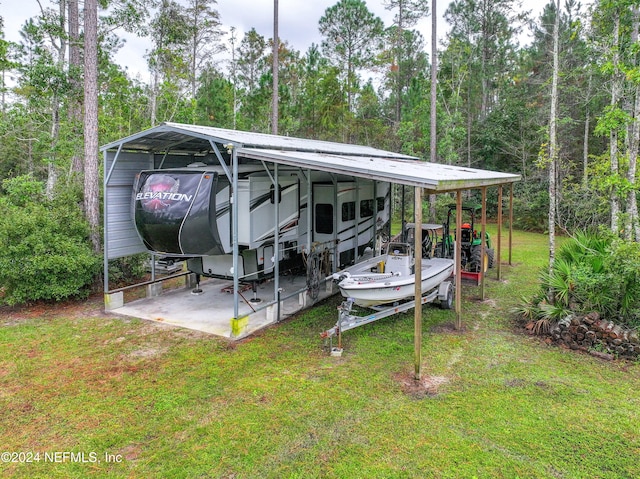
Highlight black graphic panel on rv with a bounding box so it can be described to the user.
[133,170,223,256]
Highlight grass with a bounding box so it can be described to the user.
[1,228,639,478]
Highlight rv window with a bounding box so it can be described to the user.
[376,197,385,213]
[342,201,355,221]
[315,204,334,234]
[360,199,374,218]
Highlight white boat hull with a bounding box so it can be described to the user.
[335,256,454,307]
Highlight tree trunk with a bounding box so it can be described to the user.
[627,7,640,241]
[45,0,67,198]
[396,0,404,126]
[84,0,101,253]
[583,111,589,187]
[583,73,592,187]
[68,0,83,176]
[429,0,437,221]
[150,69,158,127]
[610,12,621,234]
[548,0,560,279]
[271,0,279,135]
[430,0,437,165]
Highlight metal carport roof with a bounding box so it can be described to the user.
[237,148,519,192]
[101,122,414,159]
[100,122,521,190]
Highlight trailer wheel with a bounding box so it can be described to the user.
[440,282,454,309]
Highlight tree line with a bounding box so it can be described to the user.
[0,0,639,305]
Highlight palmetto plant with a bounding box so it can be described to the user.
[557,229,609,273]
[519,230,640,331]
[539,258,574,308]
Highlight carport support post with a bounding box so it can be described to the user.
[232,147,240,321]
[307,169,312,254]
[481,187,487,301]
[274,163,280,321]
[103,149,110,294]
[509,183,514,266]
[333,175,338,270]
[497,185,503,281]
[401,185,406,240]
[414,186,423,380]
[455,190,463,330]
[354,177,360,262]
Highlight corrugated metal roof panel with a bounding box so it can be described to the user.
[237,149,520,191]
[101,122,416,160]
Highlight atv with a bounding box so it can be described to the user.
[434,203,495,273]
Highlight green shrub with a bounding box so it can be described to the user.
[603,240,640,328]
[1,174,45,206]
[0,176,101,306]
[108,254,148,285]
[516,230,640,330]
[511,179,549,232]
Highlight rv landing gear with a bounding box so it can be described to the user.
[191,274,204,295]
[249,281,262,303]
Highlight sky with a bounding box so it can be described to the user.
[1,0,548,81]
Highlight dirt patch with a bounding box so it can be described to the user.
[128,347,168,359]
[393,370,450,398]
[430,321,467,334]
[505,378,526,388]
[0,292,109,323]
[480,298,498,308]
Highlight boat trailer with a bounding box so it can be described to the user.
[321,280,453,349]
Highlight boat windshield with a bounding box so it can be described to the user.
[387,243,411,256]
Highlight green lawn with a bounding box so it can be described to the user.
[1,229,639,478]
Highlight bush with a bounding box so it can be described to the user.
[516,230,640,330]
[0,176,101,306]
[108,254,148,285]
[603,240,640,328]
[512,179,549,232]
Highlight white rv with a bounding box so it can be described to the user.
[132,164,391,283]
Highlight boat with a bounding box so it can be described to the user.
[332,242,454,307]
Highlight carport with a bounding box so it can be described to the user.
[102,122,520,356]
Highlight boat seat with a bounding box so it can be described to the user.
[384,243,414,276]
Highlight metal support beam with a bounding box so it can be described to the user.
[307,169,312,253]
[373,181,378,254]
[455,190,463,329]
[274,163,280,321]
[354,177,360,263]
[210,140,232,181]
[401,185,406,241]
[332,175,338,270]
[232,148,240,320]
[455,190,462,329]
[104,143,123,185]
[103,149,112,294]
[157,149,170,169]
[414,186,423,380]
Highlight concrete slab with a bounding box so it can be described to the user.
[112,274,335,339]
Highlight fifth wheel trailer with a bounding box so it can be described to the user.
[132,164,391,284]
